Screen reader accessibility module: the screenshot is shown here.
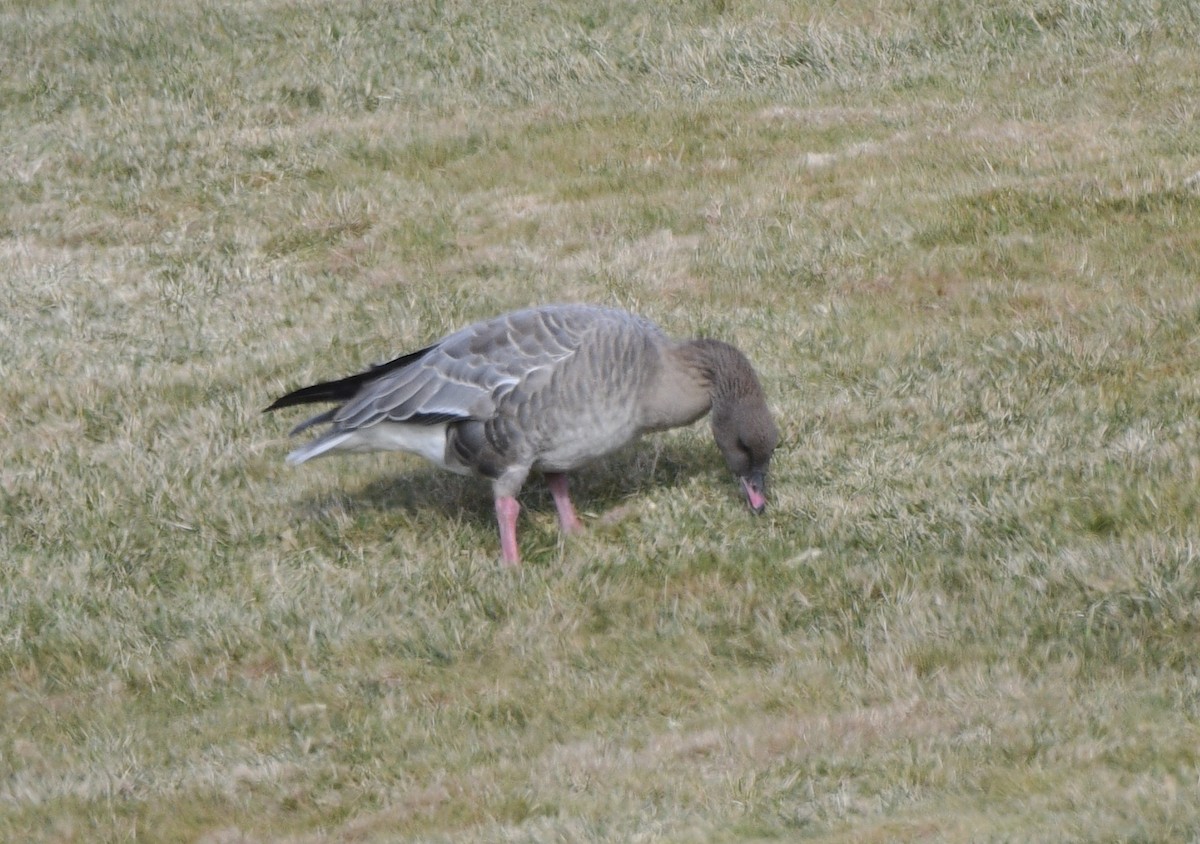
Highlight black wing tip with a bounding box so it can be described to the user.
[264,344,438,414]
[263,383,341,413]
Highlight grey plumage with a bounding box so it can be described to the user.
[266,304,778,565]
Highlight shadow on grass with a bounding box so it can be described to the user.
[298,437,722,529]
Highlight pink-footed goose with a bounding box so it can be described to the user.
[266,304,778,566]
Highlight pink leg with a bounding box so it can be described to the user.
[495,496,522,567]
[545,472,584,534]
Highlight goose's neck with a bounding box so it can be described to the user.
[640,338,763,432]
[680,338,766,406]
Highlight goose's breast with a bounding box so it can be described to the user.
[512,363,647,471]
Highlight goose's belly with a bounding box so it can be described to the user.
[528,408,642,473]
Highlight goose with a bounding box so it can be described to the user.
[266,304,778,566]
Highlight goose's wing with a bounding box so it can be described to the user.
[332,306,594,430]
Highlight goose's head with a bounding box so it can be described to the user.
[712,395,779,514]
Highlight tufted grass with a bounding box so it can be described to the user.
[4,0,1200,840]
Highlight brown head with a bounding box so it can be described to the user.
[694,340,779,514]
[712,393,778,513]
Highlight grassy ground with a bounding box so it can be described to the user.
[4,0,1200,840]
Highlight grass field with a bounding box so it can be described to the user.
[4,0,1200,840]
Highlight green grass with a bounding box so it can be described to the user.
[4,0,1200,840]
